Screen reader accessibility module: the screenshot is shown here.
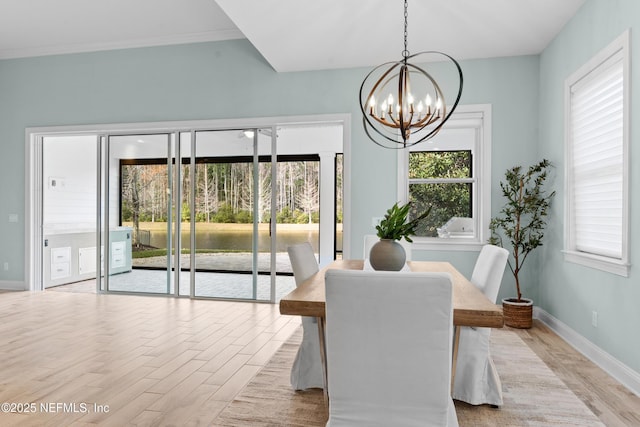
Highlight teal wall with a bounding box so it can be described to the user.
[0,39,540,288]
[537,0,640,373]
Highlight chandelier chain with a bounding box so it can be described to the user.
[402,0,409,58]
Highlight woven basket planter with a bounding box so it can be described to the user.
[502,298,533,329]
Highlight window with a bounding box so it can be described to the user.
[398,105,491,250]
[564,30,630,276]
[409,150,472,237]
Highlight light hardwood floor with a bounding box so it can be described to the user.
[518,320,640,427]
[0,290,300,426]
[0,289,639,426]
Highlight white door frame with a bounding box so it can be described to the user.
[25,114,351,292]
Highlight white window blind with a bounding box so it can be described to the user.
[569,55,623,259]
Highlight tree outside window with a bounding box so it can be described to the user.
[408,150,473,238]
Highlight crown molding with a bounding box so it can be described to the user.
[0,29,245,60]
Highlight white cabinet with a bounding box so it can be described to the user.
[78,246,103,275]
[50,247,71,280]
[109,228,132,274]
[44,227,132,287]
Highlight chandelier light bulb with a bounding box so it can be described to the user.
[368,96,376,116]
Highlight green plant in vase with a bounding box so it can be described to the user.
[370,202,431,271]
[489,159,555,328]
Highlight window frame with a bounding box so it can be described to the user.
[563,29,630,277]
[397,104,491,251]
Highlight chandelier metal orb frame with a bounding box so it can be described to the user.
[359,0,464,149]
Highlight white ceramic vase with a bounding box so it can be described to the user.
[369,239,406,271]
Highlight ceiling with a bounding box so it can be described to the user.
[0,0,586,72]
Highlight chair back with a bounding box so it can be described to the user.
[363,234,412,261]
[471,244,509,303]
[325,269,457,426]
[287,242,319,287]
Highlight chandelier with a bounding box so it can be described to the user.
[359,0,463,149]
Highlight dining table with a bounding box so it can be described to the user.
[279,259,504,404]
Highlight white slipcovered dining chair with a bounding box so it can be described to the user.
[287,242,324,390]
[452,244,509,406]
[363,234,412,260]
[324,269,459,427]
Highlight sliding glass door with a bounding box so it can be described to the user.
[103,133,174,294]
[186,129,274,300]
[33,121,344,301]
[97,128,278,300]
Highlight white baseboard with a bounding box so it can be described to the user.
[535,307,640,398]
[0,280,26,291]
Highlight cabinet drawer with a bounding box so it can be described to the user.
[51,262,70,280]
[111,253,125,269]
[111,241,125,256]
[51,247,71,263]
[111,241,126,269]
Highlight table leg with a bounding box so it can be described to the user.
[451,325,461,393]
[317,316,329,406]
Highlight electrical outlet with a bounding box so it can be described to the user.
[3,262,8,271]
[591,311,598,327]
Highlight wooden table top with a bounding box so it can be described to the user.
[279,259,504,328]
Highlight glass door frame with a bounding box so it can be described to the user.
[96,127,278,301]
[98,132,175,295]
[188,127,278,302]
[26,114,350,294]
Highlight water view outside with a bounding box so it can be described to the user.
[118,146,343,294]
[129,223,322,253]
[126,222,345,274]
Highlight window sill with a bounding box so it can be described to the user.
[412,238,485,252]
[562,250,630,277]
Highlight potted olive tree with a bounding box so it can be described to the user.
[489,159,555,328]
[370,202,431,271]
